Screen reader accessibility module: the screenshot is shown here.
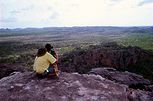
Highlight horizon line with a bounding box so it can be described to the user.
[1,25,153,30]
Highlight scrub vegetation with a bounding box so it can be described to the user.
[0,26,153,81]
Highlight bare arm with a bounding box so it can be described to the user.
[53,63,59,75]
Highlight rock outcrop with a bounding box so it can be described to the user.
[0,64,24,79]
[59,43,153,82]
[89,67,153,92]
[89,68,151,86]
[0,71,153,101]
[59,43,153,74]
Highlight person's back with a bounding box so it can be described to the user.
[34,52,56,74]
[33,48,58,78]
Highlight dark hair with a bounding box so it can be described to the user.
[37,48,46,57]
[45,43,53,52]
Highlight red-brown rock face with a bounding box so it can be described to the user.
[59,44,152,74]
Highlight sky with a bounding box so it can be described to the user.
[0,0,153,28]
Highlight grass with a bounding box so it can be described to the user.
[59,46,75,55]
[119,33,153,51]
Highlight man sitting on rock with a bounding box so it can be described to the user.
[33,48,59,79]
[45,43,58,61]
[45,44,59,75]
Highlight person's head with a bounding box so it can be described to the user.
[37,48,46,57]
[45,43,53,52]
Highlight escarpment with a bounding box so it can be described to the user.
[59,43,153,81]
[0,43,153,101]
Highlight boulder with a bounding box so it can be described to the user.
[0,71,152,101]
[89,68,151,86]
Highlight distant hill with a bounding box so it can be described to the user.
[0,26,153,35]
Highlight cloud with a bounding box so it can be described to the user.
[138,0,153,6]
[0,0,153,28]
[0,17,17,23]
[10,10,21,14]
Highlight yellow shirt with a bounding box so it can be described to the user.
[33,52,56,74]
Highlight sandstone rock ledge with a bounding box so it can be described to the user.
[0,72,152,101]
[89,68,151,86]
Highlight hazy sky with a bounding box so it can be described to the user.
[0,0,153,28]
